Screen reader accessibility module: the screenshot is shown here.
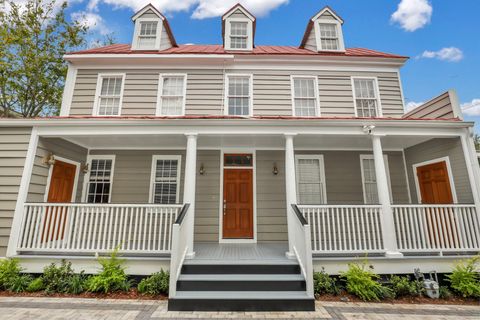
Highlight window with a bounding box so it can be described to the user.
[224,154,253,167]
[292,77,319,116]
[360,155,392,204]
[85,156,115,203]
[137,21,158,49]
[157,75,186,115]
[295,155,327,205]
[150,156,181,204]
[319,23,339,51]
[230,21,248,49]
[226,75,252,116]
[353,78,381,118]
[94,74,124,116]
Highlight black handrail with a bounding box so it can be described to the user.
[175,203,190,225]
[291,204,308,226]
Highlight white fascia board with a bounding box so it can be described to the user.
[64,54,235,60]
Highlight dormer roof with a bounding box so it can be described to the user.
[222,3,256,50]
[300,6,343,49]
[131,3,177,48]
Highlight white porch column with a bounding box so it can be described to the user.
[284,133,297,258]
[371,135,403,258]
[460,130,480,220]
[183,133,198,259]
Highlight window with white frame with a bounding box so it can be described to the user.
[137,21,158,49]
[353,78,380,118]
[230,21,248,49]
[226,75,251,116]
[158,75,186,115]
[360,155,392,204]
[86,157,114,203]
[292,77,319,116]
[319,23,339,51]
[95,75,124,116]
[295,155,327,205]
[150,156,181,204]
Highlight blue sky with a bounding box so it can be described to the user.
[61,0,479,131]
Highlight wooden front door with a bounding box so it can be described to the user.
[416,161,453,204]
[43,160,77,242]
[223,169,254,239]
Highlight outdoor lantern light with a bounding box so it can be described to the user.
[81,163,89,174]
[199,163,205,175]
[42,153,56,166]
[273,163,279,175]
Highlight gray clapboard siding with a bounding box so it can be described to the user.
[27,138,88,203]
[403,91,457,119]
[230,9,248,19]
[0,127,31,257]
[404,138,473,204]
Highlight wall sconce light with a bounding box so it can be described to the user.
[272,163,279,175]
[42,153,56,166]
[199,163,205,175]
[81,163,89,174]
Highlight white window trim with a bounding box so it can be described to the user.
[314,19,345,52]
[412,156,458,204]
[290,75,321,117]
[44,155,81,203]
[132,17,163,51]
[82,154,116,203]
[224,17,253,51]
[149,155,182,204]
[351,76,383,118]
[156,74,187,116]
[92,73,126,117]
[224,73,253,116]
[295,154,328,204]
[360,154,392,204]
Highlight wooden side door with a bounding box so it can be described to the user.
[43,160,77,242]
[223,169,254,239]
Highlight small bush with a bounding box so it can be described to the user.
[9,274,32,293]
[26,277,45,292]
[446,256,480,298]
[390,275,423,298]
[0,259,23,290]
[42,260,83,294]
[138,270,169,295]
[340,262,393,301]
[439,286,452,299]
[86,250,131,293]
[313,268,339,295]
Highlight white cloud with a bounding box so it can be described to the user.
[391,0,432,32]
[419,47,464,62]
[461,99,480,116]
[71,11,110,35]
[406,101,424,112]
[86,0,288,19]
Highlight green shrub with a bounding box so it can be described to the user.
[446,256,480,298]
[389,275,423,298]
[0,259,23,290]
[86,250,131,293]
[26,277,45,292]
[340,262,393,301]
[42,260,83,294]
[138,270,169,295]
[9,274,32,293]
[439,286,453,299]
[313,268,339,295]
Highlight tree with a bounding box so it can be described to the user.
[474,134,480,151]
[0,0,87,117]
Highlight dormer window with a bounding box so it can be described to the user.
[318,23,339,51]
[222,4,255,51]
[230,22,248,49]
[138,21,158,48]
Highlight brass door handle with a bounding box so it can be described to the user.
[223,200,226,215]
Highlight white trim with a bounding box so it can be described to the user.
[156,74,187,116]
[59,64,77,116]
[43,156,81,203]
[360,154,392,204]
[351,76,383,117]
[149,155,182,204]
[448,89,463,120]
[219,149,257,243]
[397,70,406,113]
[132,17,163,51]
[412,156,458,204]
[290,75,321,117]
[314,19,345,53]
[92,73,126,116]
[224,73,253,116]
[82,154,116,203]
[312,7,344,24]
[294,154,328,204]
[222,5,256,21]
[224,17,254,51]
[131,4,165,21]
[402,149,412,204]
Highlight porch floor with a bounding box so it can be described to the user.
[189,242,292,264]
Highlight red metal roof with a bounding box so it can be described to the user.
[68,44,408,59]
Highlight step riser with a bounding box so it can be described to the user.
[181,264,300,275]
[177,280,306,291]
[168,299,315,312]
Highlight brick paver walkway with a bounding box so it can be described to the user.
[0,297,478,319]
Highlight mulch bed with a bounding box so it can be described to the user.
[318,293,480,305]
[0,288,168,300]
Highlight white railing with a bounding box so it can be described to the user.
[168,203,190,298]
[17,203,183,254]
[297,205,385,254]
[291,205,314,298]
[393,205,480,254]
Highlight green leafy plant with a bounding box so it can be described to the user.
[439,286,452,299]
[446,256,480,298]
[26,277,44,292]
[137,270,169,295]
[0,258,30,292]
[42,260,83,294]
[389,275,423,298]
[313,268,339,295]
[86,250,131,293]
[9,274,32,293]
[340,262,393,301]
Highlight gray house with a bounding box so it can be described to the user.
[0,4,479,311]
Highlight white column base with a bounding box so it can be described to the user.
[185,252,196,259]
[385,251,404,259]
[285,251,296,259]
